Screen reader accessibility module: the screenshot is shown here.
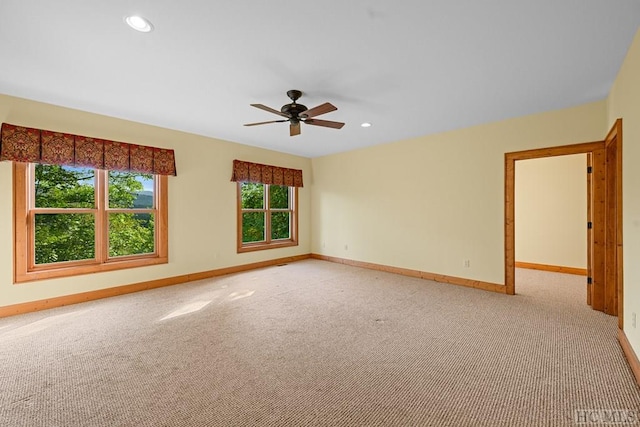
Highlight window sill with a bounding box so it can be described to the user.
[237,240,298,253]
[14,256,168,284]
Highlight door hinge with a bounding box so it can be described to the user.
[587,166,593,173]
[587,222,593,229]
[587,277,593,285]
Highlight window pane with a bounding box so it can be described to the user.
[34,213,95,264]
[271,212,291,240]
[109,213,155,257]
[241,183,264,209]
[242,212,265,243]
[109,171,154,209]
[35,165,95,208]
[270,185,289,209]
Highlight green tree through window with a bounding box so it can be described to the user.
[33,164,156,265]
[107,171,155,257]
[34,165,96,264]
[238,182,297,252]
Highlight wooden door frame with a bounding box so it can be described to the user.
[591,146,607,313]
[505,140,603,295]
[586,152,593,306]
[504,119,622,321]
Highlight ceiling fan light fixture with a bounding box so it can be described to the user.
[361,122,372,128]
[125,15,154,33]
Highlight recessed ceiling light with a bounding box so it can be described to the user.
[361,122,372,128]
[125,15,154,33]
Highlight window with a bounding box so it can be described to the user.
[230,159,302,253]
[237,182,298,252]
[14,162,168,282]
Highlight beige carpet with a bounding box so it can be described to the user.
[1,260,638,426]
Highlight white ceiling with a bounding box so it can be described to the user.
[1,1,639,158]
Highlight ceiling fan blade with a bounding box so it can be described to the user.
[304,118,345,129]
[290,123,301,136]
[244,120,288,126]
[250,104,290,118]
[300,102,337,118]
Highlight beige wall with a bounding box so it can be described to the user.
[3,33,636,348]
[0,95,311,307]
[608,30,640,356]
[311,101,606,285]
[515,154,587,269]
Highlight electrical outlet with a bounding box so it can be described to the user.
[632,312,637,329]
[344,244,348,251]
[463,259,470,268]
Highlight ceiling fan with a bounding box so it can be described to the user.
[244,90,345,136]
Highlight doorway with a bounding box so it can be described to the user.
[515,154,587,278]
[504,119,622,323]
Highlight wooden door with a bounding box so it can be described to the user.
[589,119,622,320]
[604,119,623,324]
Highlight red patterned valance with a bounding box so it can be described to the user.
[231,159,303,188]
[0,123,177,176]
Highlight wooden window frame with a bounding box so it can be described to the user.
[13,162,168,283]
[236,182,298,253]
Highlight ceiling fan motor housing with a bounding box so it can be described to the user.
[281,103,308,118]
